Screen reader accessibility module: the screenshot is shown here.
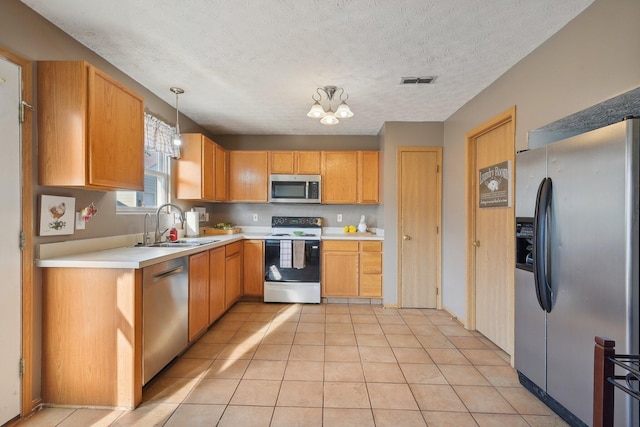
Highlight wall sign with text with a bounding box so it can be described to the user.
[479,160,511,208]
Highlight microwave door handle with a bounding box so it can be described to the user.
[305,181,309,199]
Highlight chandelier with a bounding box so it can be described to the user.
[306,85,354,125]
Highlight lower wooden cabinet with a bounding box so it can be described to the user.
[243,240,264,296]
[322,240,383,298]
[189,251,210,342]
[359,241,383,297]
[225,241,243,308]
[209,247,226,323]
[42,268,142,408]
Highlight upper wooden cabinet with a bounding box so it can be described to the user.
[321,151,359,204]
[359,151,380,204]
[214,144,228,201]
[175,133,228,202]
[322,151,379,204]
[37,61,144,190]
[229,151,269,202]
[175,134,215,201]
[270,151,321,175]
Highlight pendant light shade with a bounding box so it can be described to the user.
[306,101,326,118]
[307,86,353,125]
[335,101,354,118]
[170,87,184,146]
[320,109,339,125]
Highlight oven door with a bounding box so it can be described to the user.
[264,239,320,282]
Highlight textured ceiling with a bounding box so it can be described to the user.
[22,0,594,135]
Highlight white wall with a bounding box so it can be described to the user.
[440,0,640,322]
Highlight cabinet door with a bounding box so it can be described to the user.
[359,241,383,297]
[38,61,144,190]
[88,66,144,190]
[243,240,264,296]
[189,251,209,341]
[322,151,358,204]
[202,138,215,200]
[175,134,215,201]
[229,151,269,202]
[295,151,321,174]
[214,144,228,201]
[225,242,243,308]
[322,251,358,297]
[359,151,379,203]
[270,151,295,174]
[209,247,226,323]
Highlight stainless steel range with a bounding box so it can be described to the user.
[264,216,322,303]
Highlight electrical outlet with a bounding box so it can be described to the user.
[253,213,259,222]
[337,214,343,223]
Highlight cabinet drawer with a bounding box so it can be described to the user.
[360,252,382,274]
[360,274,382,297]
[322,240,359,252]
[360,241,382,252]
[225,241,242,256]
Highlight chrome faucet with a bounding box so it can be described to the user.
[143,213,151,245]
[155,203,185,243]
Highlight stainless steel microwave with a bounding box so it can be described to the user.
[269,174,321,203]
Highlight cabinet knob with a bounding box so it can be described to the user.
[473,240,481,247]
[402,234,411,241]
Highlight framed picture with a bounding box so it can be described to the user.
[39,195,75,236]
[479,160,512,208]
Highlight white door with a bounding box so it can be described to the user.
[0,56,22,424]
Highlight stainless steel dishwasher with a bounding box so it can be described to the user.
[143,256,188,385]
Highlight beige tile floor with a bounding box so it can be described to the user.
[19,303,569,427]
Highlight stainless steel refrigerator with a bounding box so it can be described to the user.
[515,118,639,427]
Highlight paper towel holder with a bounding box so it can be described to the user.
[185,211,200,237]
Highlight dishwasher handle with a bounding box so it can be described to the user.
[152,265,184,282]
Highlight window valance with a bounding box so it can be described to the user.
[144,112,180,158]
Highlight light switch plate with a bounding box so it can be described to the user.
[75,212,85,230]
[193,206,207,221]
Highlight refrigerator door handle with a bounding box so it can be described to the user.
[534,177,553,312]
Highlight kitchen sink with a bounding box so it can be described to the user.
[134,239,220,248]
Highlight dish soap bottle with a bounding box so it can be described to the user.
[357,215,367,233]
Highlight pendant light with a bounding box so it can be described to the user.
[170,87,184,146]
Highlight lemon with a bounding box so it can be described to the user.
[349,225,356,233]
[343,226,349,232]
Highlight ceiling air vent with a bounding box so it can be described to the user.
[400,76,437,84]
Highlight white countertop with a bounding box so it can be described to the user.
[36,235,243,269]
[36,229,384,269]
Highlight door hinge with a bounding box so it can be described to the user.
[20,100,34,123]
[436,226,439,234]
[436,288,439,296]
[19,231,26,250]
[436,165,440,173]
[19,358,25,378]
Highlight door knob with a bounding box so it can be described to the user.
[403,235,411,240]
[473,240,481,247]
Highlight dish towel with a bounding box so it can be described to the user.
[293,240,306,269]
[279,240,292,268]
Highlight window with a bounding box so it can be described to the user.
[116,149,170,212]
[117,113,179,213]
